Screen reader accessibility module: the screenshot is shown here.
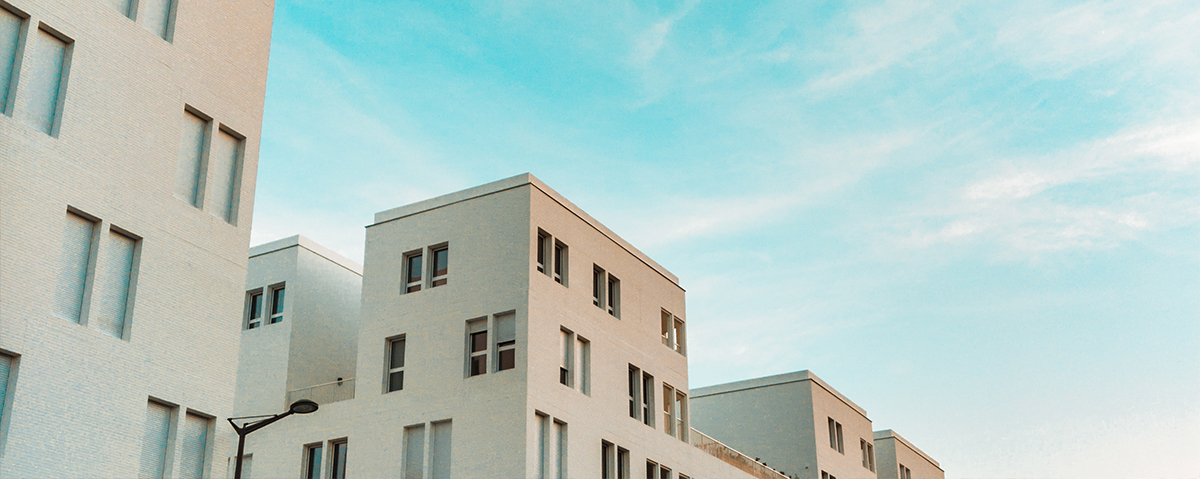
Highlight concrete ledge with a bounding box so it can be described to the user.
[874,429,942,470]
[249,235,363,275]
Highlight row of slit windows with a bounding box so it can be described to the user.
[175,107,246,225]
[54,208,141,340]
[628,365,689,442]
[600,441,691,479]
[140,398,213,479]
[1,5,72,136]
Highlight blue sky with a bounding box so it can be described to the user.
[249,1,1199,476]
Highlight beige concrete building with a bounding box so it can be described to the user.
[233,174,787,479]
[0,0,273,476]
[872,430,943,479]
[689,371,882,479]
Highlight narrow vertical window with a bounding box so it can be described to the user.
[0,353,11,429]
[601,441,614,479]
[106,0,134,18]
[673,318,686,355]
[868,443,875,471]
[675,391,687,441]
[0,5,25,116]
[577,337,590,395]
[592,266,605,308]
[861,439,869,468]
[21,26,70,136]
[404,251,422,293]
[178,412,211,478]
[660,465,671,479]
[387,336,405,392]
[828,418,838,449]
[431,421,452,479]
[404,425,425,479]
[553,240,567,285]
[661,310,672,346]
[559,328,573,387]
[536,230,549,274]
[662,384,674,436]
[138,0,176,41]
[641,372,654,427]
[245,291,263,330]
[467,319,487,377]
[330,440,348,479]
[206,127,243,224]
[54,211,95,323]
[268,285,285,324]
[553,420,567,479]
[94,228,138,339]
[646,461,657,479]
[495,313,516,372]
[836,422,844,453]
[617,447,630,479]
[430,246,448,287]
[536,412,549,479]
[628,366,640,420]
[139,400,173,479]
[304,443,323,479]
[174,109,209,207]
[607,275,620,318]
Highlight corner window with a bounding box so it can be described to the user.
[245,290,263,329]
[430,245,448,287]
[404,251,423,293]
[386,336,406,393]
[268,285,285,324]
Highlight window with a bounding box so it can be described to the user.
[430,421,452,479]
[662,384,674,436]
[536,230,549,273]
[175,108,209,207]
[577,337,590,395]
[206,127,243,224]
[268,284,285,324]
[54,210,96,324]
[430,245,448,287]
[674,391,687,441]
[628,365,641,420]
[602,441,614,479]
[0,352,12,438]
[861,439,875,471]
[646,461,657,479]
[828,417,844,453]
[554,419,567,479]
[245,291,263,329]
[330,440,348,479]
[661,310,672,346]
[593,266,605,308]
[21,26,71,136]
[404,251,423,293]
[660,465,672,479]
[137,0,177,41]
[560,328,574,387]
[673,317,686,355]
[467,318,487,377]
[387,336,406,392]
[304,443,323,479]
[179,412,211,478]
[679,475,691,479]
[0,4,25,117]
[553,240,567,285]
[821,472,836,479]
[496,313,516,371]
[404,425,424,479]
[139,399,173,479]
[607,275,620,317]
[93,227,139,339]
[106,0,135,18]
[642,372,654,427]
[899,465,911,479]
[617,447,630,479]
[536,412,549,479]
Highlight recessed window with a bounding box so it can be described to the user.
[175,108,210,207]
[828,417,844,453]
[467,319,487,377]
[674,391,688,442]
[245,290,263,330]
[404,251,423,293]
[659,465,672,479]
[899,465,911,479]
[560,328,574,387]
[21,26,71,136]
[179,412,212,477]
[641,372,654,427]
[138,0,177,41]
[0,352,13,432]
[93,227,140,339]
[617,447,630,479]
[304,443,323,479]
[330,440,348,479]
[577,336,590,396]
[430,246,448,287]
[821,472,837,479]
[602,441,614,479]
[593,266,605,308]
[0,5,26,117]
[628,365,641,420]
[268,285,285,324]
[495,312,516,372]
[553,240,567,285]
[607,275,620,318]
[387,336,406,393]
[54,210,97,324]
[537,230,549,274]
[663,384,675,436]
[673,317,686,355]
[860,439,875,471]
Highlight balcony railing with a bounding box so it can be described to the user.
[690,428,792,479]
[286,378,355,406]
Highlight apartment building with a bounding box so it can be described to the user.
[689,371,882,479]
[231,174,785,479]
[873,430,943,479]
[0,0,274,476]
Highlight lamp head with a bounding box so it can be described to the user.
[289,399,319,415]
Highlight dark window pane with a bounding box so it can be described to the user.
[471,331,487,353]
[432,248,448,276]
[407,284,421,293]
[647,462,655,479]
[432,278,446,287]
[407,254,422,283]
[470,355,486,376]
[269,315,281,324]
[390,339,405,369]
[247,322,258,329]
[332,442,347,479]
[389,371,404,392]
[499,348,515,371]
[249,293,262,320]
[560,367,569,385]
[271,287,285,314]
[537,234,546,268]
[306,446,323,479]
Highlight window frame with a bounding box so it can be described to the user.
[537,229,550,274]
[628,365,641,420]
[560,328,574,388]
[662,383,674,436]
[303,442,323,479]
[244,289,264,330]
[385,335,406,393]
[641,372,654,428]
[329,439,348,479]
[267,283,285,325]
[675,391,688,442]
[552,239,567,285]
[430,243,448,288]
[466,318,488,377]
[577,336,590,396]
[403,249,423,293]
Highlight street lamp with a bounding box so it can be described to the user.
[228,399,319,479]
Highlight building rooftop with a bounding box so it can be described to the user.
[249,234,363,276]
[874,429,942,470]
[691,370,870,420]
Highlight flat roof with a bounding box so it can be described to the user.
[369,173,680,286]
[691,370,870,420]
[874,429,941,470]
[249,235,363,276]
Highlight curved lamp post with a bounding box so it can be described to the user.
[228,399,319,479]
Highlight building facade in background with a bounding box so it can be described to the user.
[0,0,274,476]
[873,430,942,479]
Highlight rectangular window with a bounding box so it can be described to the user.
[673,318,686,355]
[139,399,173,479]
[174,109,209,206]
[138,0,176,41]
[304,443,323,479]
[268,284,285,324]
[178,412,210,478]
[0,352,12,432]
[900,465,911,479]
[553,240,567,285]
[868,442,875,471]
[54,211,96,323]
[430,245,448,287]
[554,420,567,479]
[861,439,870,470]
[404,425,425,479]
[593,266,605,308]
[404,251,423,293]
[661,310,672,346]
[607,275,620,318]
[387,336,406,392]
[206,127,243,224]
[93,228,138,339]
[536,412,549,479]
[0,5,25,116]
[577,337,590,395]
[467,319,487,377]
[431,421,452,479]
[536,230,549,274]
[617,447,630,479]
[245,290,263,330]
[675,391,687,441]
[663,384,674,436]
[21,26,70,136]
[628,365,640,420]
[660,465,671,479]
[601,441,614,479]
[496,313,516,371]
[559,328,573,387]
[330,440,348,479]
[827,418,844,453]
[642,372,654,427]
